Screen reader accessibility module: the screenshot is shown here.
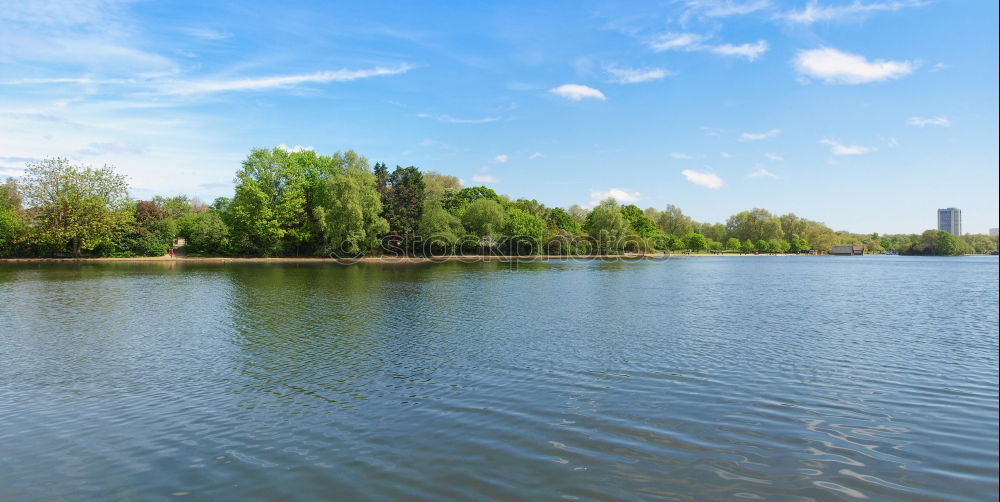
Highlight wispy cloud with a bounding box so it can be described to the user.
[550,84,606,101]
[740,129,781,141]
[684,0,773,18]
[710,40,769,61]
[781,0,927,24]
[181,27,232,40]
[649,33,769,61]
[606,66,670,84]
[681,169,724,189]
[765,152,783,161]
[77,140,148,156]
[794,47,914,84]
[417,113,500,124]
[528,152,543,160]
[649,32,708,52]
[164,64,414,95]
[820,138,876,155]
[748,167,780,179]
[907,116,950,127]
[494,154,508,163]
[588,188,641,206]
[472,175,500,183]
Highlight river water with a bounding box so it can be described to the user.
[1,256,997,501]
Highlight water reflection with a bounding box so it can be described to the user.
[0,257,996,501]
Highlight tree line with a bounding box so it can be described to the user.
[1,149,996,258]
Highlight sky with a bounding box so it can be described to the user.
[1,0,997,234]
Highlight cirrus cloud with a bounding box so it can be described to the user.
[782,0,928,24]
[907,116,950,127]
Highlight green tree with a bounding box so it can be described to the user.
[657,204,694,237]
[227,148,309,256]
[20,158,130,255]
[743,239,756,253]
[725,237,742,252]
[187,211,230,255]
[462,198,506,236]
[0,178,27,256]
[504,208,547,255]
[584,199,627,253]
[423,172,462,201]
[686,233,707,251]
[441,186,501,215]
[549,207,580,233]
[621,204,662,239]
[377,165,425,246]
[418,199,464,253]
[727,208,783,242]
[316,153,389,255]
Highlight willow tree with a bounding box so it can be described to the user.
[584,199,627,254]
[20,158,130,255]
[316,152,389,255]
[461,198,506,252]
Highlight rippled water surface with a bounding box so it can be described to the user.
[1,256,997,501]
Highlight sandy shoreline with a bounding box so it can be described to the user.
[0,253,811,264]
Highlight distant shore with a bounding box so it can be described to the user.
[0,253,817,264]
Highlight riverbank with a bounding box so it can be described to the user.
[0,253,815,264]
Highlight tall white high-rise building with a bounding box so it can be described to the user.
[937,208,962,235]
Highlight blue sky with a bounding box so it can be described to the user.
[1,0,997,234]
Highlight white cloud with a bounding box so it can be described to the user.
[277,144,314,153]
[78,140,148,156]
[649,32,768,61]
[907,116,950,127]
[494,154,508,163]
[794,47,914,84]
[748,167,780,179]
[164,64,414,95]
[782,0,927,24]
[740,129,781,141]
[686,0,773,18]
[710,40,769,61]
[820,138,875,155]
[681,169,724,189]
[417,113,499,124]
[588,188,641,206]
[765,152,783,161]
[528,152,543,160]
[472,175,500,183]
[606,66,670,84]
[649,32,708,52]
[181,27,232,40]
[720,152,733,158]
[549,84,606,101]
[670,152,694,159]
